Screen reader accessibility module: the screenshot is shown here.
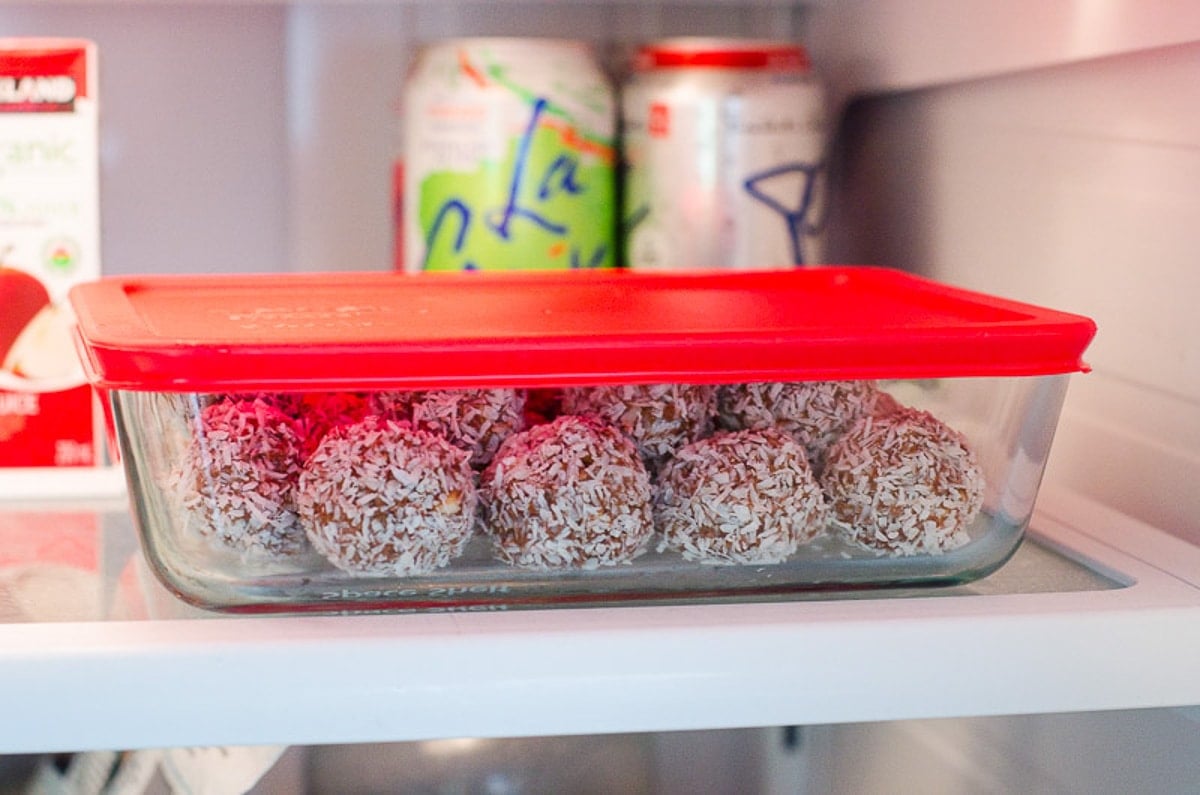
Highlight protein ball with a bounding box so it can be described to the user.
[296,416,477,577]
[560,383,717,471]
[717,380,892,474]
[169,397,306,559]
[654,428,829,565]
[480,414,654,570]
[820,407,985,556]
[409,388,527,468]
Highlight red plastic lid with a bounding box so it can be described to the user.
[68,267,1096,393]
[635,38,809,71]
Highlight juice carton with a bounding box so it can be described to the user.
[0,39,109,494]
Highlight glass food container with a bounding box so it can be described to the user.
[69,267,1096,614]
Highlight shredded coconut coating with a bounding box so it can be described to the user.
[296,416,477,577]
[654,428,829,565]
[366,390,418,421]
[209,389,525,466]
[210,391,374,458]
[560,383,717,472]
[820,407,985,556]
[408,388,527,468]
[480,414,654,570]
[717,380,892,475]
[168,397,307,559]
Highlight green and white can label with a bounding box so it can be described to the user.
[399,38,616,272]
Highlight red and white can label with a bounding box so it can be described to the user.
[622,40,828,270]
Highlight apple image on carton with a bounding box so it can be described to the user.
[5,302,83,380]
[0,265,84,384]
[0,265,51,364]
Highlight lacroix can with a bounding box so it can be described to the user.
[622,38,828,270]
[399,38,617,272]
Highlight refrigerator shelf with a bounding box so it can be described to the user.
[0,487,1197,754]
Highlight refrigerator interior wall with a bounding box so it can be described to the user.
[1,3,291,277]
[295,709,1200,794]
[826,40,1200,546]
[805,709,1200,794]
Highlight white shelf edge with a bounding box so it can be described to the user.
[805,0,1200,106]
[1,487,1198,753]
[0,467,126,503]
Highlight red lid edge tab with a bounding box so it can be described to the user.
[67,267,1097,393]
[635,39,810,71]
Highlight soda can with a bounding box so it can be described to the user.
[399,38,617,272]
[622,38,828,270]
